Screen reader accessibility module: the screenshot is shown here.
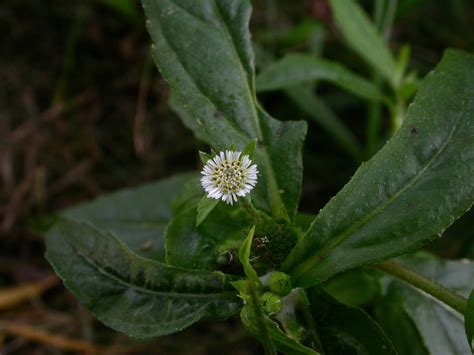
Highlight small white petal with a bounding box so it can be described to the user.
[199,149,258,205]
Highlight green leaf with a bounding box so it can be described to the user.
[240,304,318,355]
[284,50,474,286]
[308,287,396,355]
[100,0,139,22]
[283,85,362,161]
[199,151,212,164]
[142,0,307,220]
[375,253,474,354]
[45,219,241,338]
[323,268,381,307]
[256,54,385,101]
[374,289,429,355]
[239,226,259,284]
[62,173,198,261]
[242,138,258,159]
[166,204,249,270]
[329,0,397,85]
[196,196,219,226]
[466,291,474,351]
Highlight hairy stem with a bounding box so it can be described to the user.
[375,259,468,314]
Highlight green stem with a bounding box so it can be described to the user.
[375,259,468,314]
[241,197,262,224]
[248,283,277,355]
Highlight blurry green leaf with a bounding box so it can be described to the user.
[143,0,307,221]
[375,253,473,354]
[329,0,397,85]
[166,204,249,270]
[284,85,361,161]
[46,219,241,338]
[242,138,258,159]
[466,291,474,351]
[256,54,384,101]
[284,50,474,286]
[374,289,429,355]
[240,304,317,355]
[199,151,212,164]
[196,196,219,226]
[323,268,381,307]
[62,173,197,261]
[100,0,139,22]
[308,287,396,354]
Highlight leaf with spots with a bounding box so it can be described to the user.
[284,50,474,286]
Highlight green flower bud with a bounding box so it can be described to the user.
[249,219,298,274]
[268,272,292,296]
[261,292,283,315]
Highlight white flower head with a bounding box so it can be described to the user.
[201,150,258,205]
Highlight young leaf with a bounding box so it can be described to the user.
[196,196,219,226]
[242,138,258,159]
[308,287,396,355]
[329,0,397,86]
[284,50,474,286]
[199,151,212,164]
[239,226,259,284]
[466,291,474,351]
[237,227,278,355]
[45,219,242,338]
[256,54,385,102]
[240,304,317,355]
[142,0,307,221]
[166,204,250,270]
[375,253,474,355]
[62,173,198,261]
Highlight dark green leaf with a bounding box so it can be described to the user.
[329,0,397,85]
[240,304,317,355]
[308,287,396,355]
[375,253,473,354]
[45,219,241,338]
[196,196,219,226]
[142,0,307,220]
[466,291,474,351]
[62,173,197,261]
[374,291,429,355]
[256,54,385,101]
[166,204,249,270]
[323,268,381,307]
[284,50,474,286]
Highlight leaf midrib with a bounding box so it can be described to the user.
[72,242,237,300]
[291,103,466,281]
[159,0,286,217]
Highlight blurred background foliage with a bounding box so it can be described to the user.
[1,0,473,353]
